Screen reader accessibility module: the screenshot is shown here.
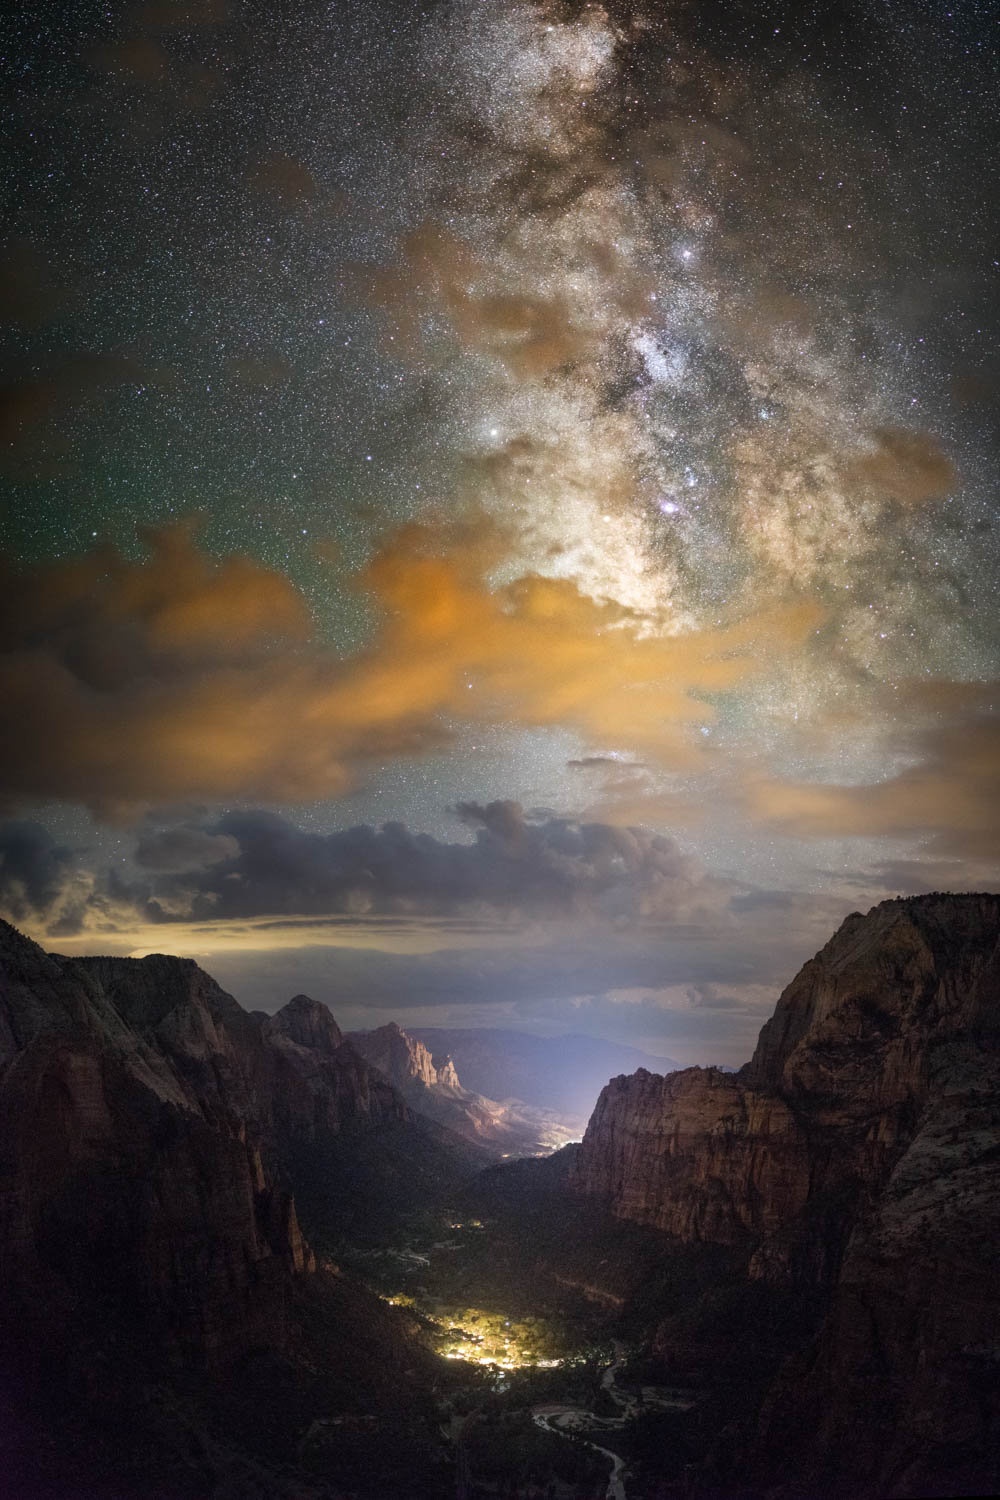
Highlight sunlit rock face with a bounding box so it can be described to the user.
[354,1020,444,1092]
[432,1053,462,1092]
[351,1020,572,1154]
[573,893,1000,1497]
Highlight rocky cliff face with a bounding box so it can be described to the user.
[0,922,465,1497]
[354,1019,448,1092]
[0,933,308,1377]
[351,1020,575,1154]
[574,894,1000,1250]
[409,1026,678,1120]
[576,1065,809,1245]
[572,893,1000,1497]
[432,1051,462,1091]
[268,990,344,1052]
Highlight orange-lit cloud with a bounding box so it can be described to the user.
[363,222,652,378]
[845,427,955,504]
[0,521,822,819]
[746,683,1000,858]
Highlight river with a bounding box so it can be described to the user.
[530,1341,644,1500]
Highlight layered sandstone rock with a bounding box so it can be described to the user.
[571,893,1000,1497]
[354,1019,446,1092]
[575,1065,808,1243]
[351,1019,567,1153]
[0,922,470,1496]
[432,1052,462,1091]
[574,894,1000,1254]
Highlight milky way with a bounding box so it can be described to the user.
[386,2,996,730]
[1,0,998,1057]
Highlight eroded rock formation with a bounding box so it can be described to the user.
[572,893,1000,1497]
[351,1019,573,1153]
[0,922,467,1497]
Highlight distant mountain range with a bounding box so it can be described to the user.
[407,1027,681,1122]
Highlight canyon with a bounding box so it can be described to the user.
[0,921,478,1497]
[0,893,997,1498]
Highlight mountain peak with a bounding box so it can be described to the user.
[269,994,343,1054]
[355,1021,439,1089]
[747,891,1000,1092]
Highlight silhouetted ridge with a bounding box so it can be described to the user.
[0,921,482,1497]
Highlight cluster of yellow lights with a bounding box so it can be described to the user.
[438,1312,565,1370]
[380,1294,564,1370]
[442,1351,563,1369]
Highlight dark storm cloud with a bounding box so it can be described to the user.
[134,825,239,873]
[0,821,77,925]
[0,797,732,940]
[131,802,726,926]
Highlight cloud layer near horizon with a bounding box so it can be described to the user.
[0,802,810,1065]
[2,797,989,1066]
[0,801,726,937]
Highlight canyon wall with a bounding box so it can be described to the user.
[572,893,1000,1496]
[0,922,463,1497]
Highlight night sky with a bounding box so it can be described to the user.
[2,0,998,1064]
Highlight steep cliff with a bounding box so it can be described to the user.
[0,923,462,1498]
[571,893,1000,1497]
[353,1019,446,1093]
[351,1020,574,1154]
[574,894,1000,1252]
[575,1065,809,1244]
[409,1026,679,1119]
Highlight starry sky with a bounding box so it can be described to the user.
[1,0,998,1064]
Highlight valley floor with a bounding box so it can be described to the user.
[339,1203,703,1500]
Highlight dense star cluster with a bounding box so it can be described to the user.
[1,0,997,1061]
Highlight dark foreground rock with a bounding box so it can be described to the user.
[0,921,473,1498]
[571,894,1000,1499]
